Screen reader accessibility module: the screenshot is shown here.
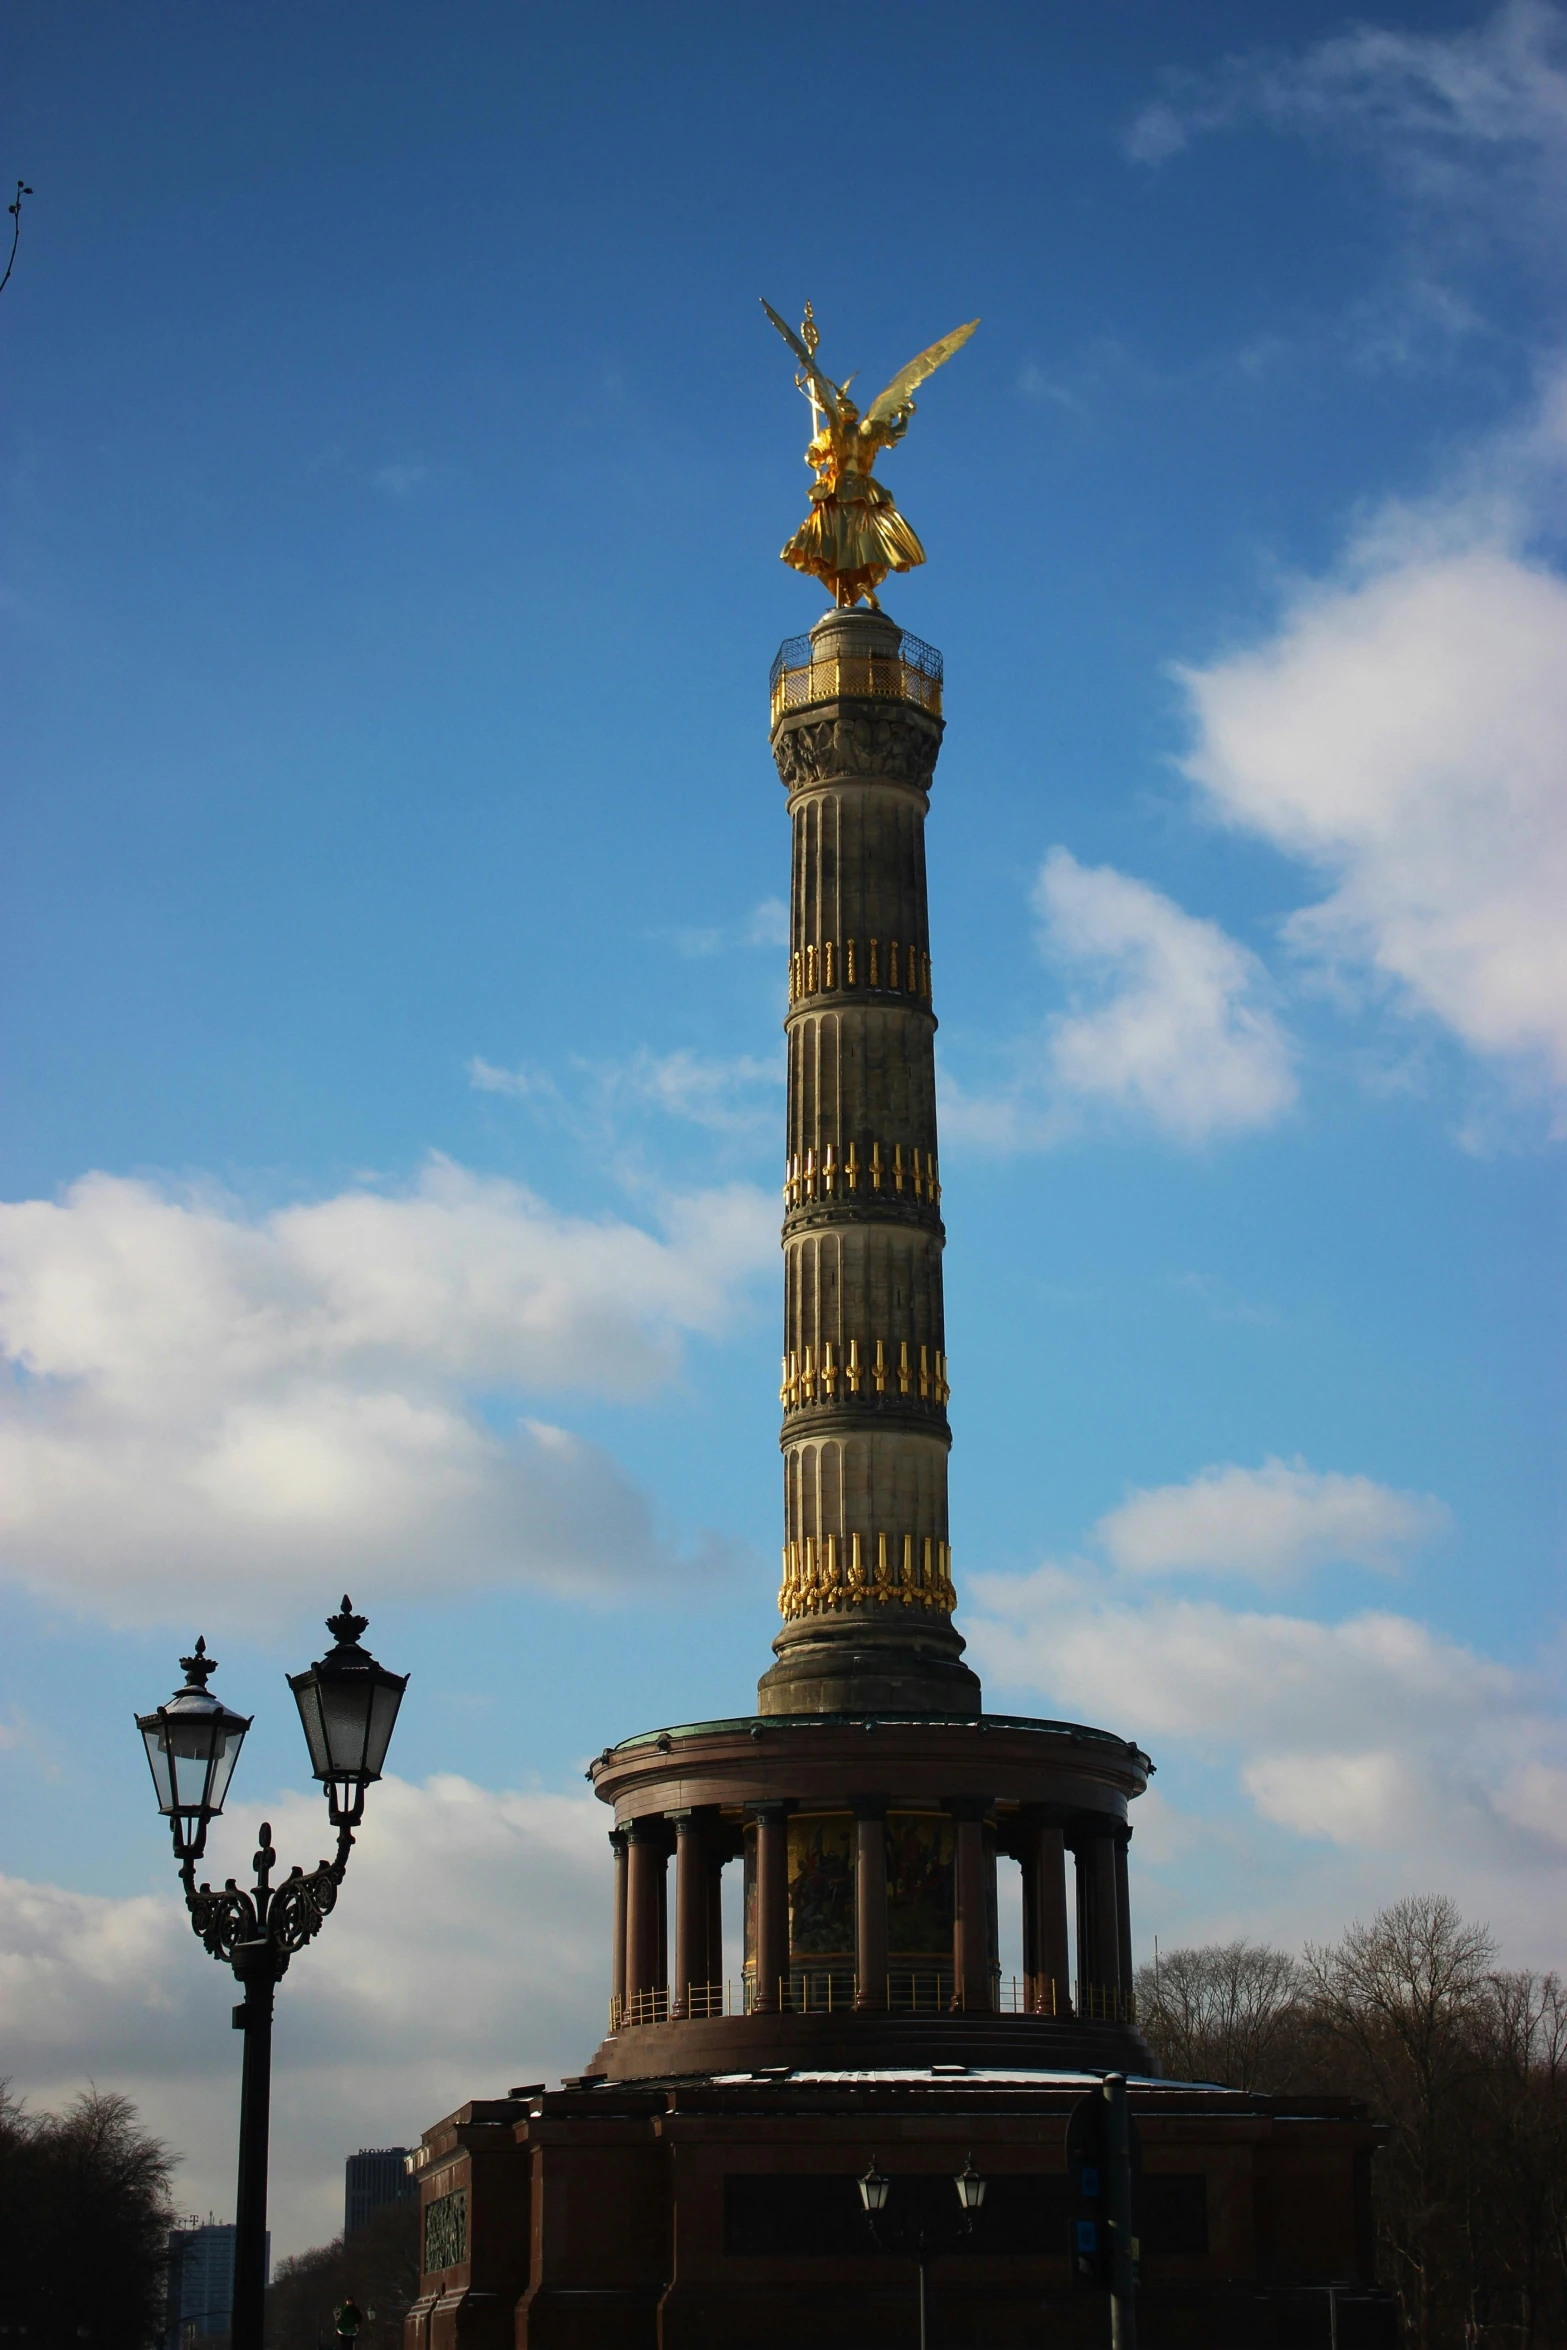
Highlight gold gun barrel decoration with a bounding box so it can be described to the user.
[762,298,978,611]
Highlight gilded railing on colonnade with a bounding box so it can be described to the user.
[608,1975,1100,2030]
[769,631,944,728]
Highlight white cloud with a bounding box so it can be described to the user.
[1125,3,1567,380]
[1180,538,1567,1110]
[1035,852,1297,1139]
[965,1563,1567,1963]
[652,898,790,958]
[0,1159,773,1622]
[373,463,428,498]
[614,1047,782,1132]
[743,897,790,948]
[1125,1,1567,195]
[0,1773,611,2257]
[1097,1457,1450,1583]
[468,1056,557,1101]
[942,851,1296,1149]
[471,1045,782,1134]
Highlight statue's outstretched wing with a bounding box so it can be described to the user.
[761,297,840,421]
[863,319,979,429]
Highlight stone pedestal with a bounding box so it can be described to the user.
[404,2074,1394,2350]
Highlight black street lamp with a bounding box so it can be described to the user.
[858,2153,986,2350]
[137,1598,407,2350]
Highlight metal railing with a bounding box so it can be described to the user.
[769,631,943,727]
[608,1972,1116,2029]
[1077,1980,1139,2024]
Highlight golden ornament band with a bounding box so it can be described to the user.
[788,937,932,1004]
[779,1340,949,1411]
[776,1531,957,1620]
[783,1141,941,1209]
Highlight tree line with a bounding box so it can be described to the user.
[265,2196,419,2347]
[0,2084,175,2347]
[1135,1894,1567,2350]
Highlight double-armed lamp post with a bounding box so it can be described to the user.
[137,1597,407,2350]
[858,2153,987,2350]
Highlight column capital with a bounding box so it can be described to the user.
[1064,1809,1127,1851]
[1017,1801,1076,1830]
[850,1794,889,1821]
[943,1793,993,1823]
[745,1798,794,1823]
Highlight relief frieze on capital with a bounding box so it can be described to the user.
[772,707,942,792]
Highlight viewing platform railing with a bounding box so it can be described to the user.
[608,1976,1134,2031]
[769,631,944,728]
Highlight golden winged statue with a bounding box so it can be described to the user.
[762,298,978,609]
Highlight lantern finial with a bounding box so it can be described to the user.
[326,1596,368,1646]
[179,1635,217,1689]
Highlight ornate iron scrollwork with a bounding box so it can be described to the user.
[181,1822,352,1981]
[269,1861,340,1955]
[187,1881,262,1964]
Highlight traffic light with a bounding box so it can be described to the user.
[1067,2086,1112,2285]
[1066,2079,1141,2292]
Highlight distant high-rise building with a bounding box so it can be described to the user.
[345,2146,417,2238]
[165,2220,268,2347]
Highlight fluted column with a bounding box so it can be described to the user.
[1114,1826,1134,2002]
[853,1799,889,2011]
[624,1821,665,2013]
[671,1811,708,2018]
[951,1798,993,2012]
[706,1845,725,2004]
[1092,1833,1122,2002]
[1023,1818,1071,2017]
[609,1827,629,2026]
[760,607,980,1719]
[752,1803,790,2014]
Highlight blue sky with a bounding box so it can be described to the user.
[3,0,1564,2252]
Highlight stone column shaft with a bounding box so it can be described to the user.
[853,1803,889,2010]
[1114,1827,1134,2002]
[760,607,980,1720]
[1092,1833,1122,1996]
[951,1805,991,2011]
[706,1849,725,1997]
[624,1825,664,2008]
[752,1806,790,2014]
[609,1828,628,2024]
[671,1813,708,2018]
[1025,1821,1071,2017]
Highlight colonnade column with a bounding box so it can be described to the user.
[853,1800,888,2011]
[624,1821,666,2016]
[1023,1818,1071,2017]
[950,1799,992,2012]
[1114,1825,1134,2006]
[706,1841,725,2007]
[752,1803,790,2014]
[671,1811,709,2019]
[1092,1834,1122,1999]
[609,1827,629,2026]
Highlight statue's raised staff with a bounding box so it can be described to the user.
[761,298,978,610]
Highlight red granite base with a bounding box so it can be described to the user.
[403,2071,1394,2350]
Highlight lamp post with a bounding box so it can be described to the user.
[858,2153,986,2350]
[137,1598,407,2350]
